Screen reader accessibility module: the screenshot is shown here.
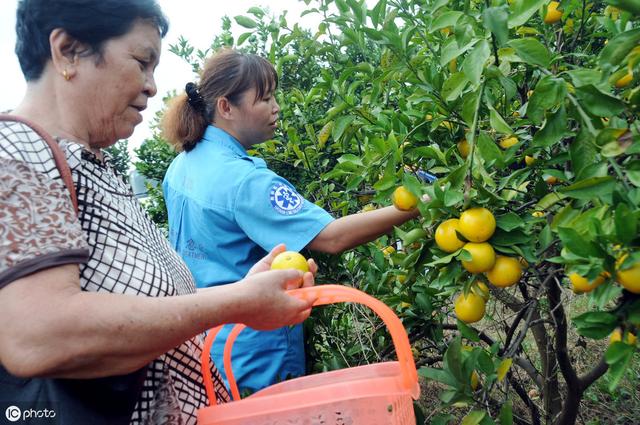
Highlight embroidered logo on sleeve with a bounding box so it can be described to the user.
[270,183,303,215]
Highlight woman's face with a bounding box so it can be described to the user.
[232,86,280,147]
[72,20,161,148]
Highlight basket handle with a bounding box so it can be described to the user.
[201,285,419,405]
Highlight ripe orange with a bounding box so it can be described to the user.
[525,155,536,166]
[610,328,637,345]
[544,1,562,24]
[449,57,457,73]
[487,256,523,287]
[392,186,418,211]
[457,138,470,158]
[616,254,640,294]
[461,242,496,273]
[454,292,486,323]
[459,207,496,242]
[615,71,633,88]
[568,272,606,294]
[499,136,519,149]
[545,175,559,185]
[271,251,309,273]
[435,219,465,253]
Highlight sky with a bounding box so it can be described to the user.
[0,0,319,150]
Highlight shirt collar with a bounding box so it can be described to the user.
[202,125,247,157]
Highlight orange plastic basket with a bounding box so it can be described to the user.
[198,285,420,425]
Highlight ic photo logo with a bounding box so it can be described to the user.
[5,406,20,422]
[4,405,56,422]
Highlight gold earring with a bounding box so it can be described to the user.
[63,70,70,81]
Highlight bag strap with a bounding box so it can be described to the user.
[0,114,78,214]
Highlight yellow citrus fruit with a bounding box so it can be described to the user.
[441,120,454,130]
[499,136,519,149]
[462,242,496,273]
[486,256,523,287]
[435,219,465,253]
[271,251,309,273]
[615,71,633,89]
[454,292,486,323]
[457,138,470,158]
[525,155,536,166]
[441,27,451,36]
[392,186,418,211]
[397,274,407,284]
[425,113,433,121]
[610,329,637,345]
[475,281,490,300]
[527,90,534,98]
[544,1,562,24]
[471,370,480,390]
[449,57,457,73]
[616,254,640,294]
[531,211,545,218]
[568,272,606,294]
[459,207,496,242]
[545,175,559,185]
[382,246,396,256]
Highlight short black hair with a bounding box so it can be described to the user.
[15,0,169,81]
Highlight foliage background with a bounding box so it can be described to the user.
[133,0,640,423]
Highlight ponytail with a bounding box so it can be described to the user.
[161,85,209,152]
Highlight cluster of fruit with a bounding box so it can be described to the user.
[434,208,523,324]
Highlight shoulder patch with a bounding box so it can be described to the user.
[269,183,303,215]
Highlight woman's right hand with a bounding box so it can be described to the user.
[232,269,316,330]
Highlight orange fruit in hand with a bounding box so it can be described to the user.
[461,242,496,273]
[459,207,496,242]
[435,219,465,253]
[271,251,309,273]
[487,256,523,287]
[454,292,486,323]
[392,186,418,211]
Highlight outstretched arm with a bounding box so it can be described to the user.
[307,204,422,254]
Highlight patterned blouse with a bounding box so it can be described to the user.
[0,120,229,424]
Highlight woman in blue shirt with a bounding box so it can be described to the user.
[161,49,424,394]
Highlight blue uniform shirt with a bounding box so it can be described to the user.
[162,125,334,393]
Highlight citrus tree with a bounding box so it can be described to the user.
[135,0,640,423]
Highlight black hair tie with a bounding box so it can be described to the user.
[185,82,206,113]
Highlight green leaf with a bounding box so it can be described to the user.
[462,411,486,425]
[567,69,603,87]
[499,400,514,425]
[444,190,465,207]
[463,40,491,86]
[477,132,505,168]
[532,106,569,148]
[557,227,599,258]
[332,115,355,142]
[431,11,464,31]
[575,85,626,117]
[560,176,616,201]
[483,6,509,46]
[489,105,514,135]
[508,0,548,28]
[443,72,470,102]
[496,213,525,231]
[526,76,567,124]
[605,0,640,14]
[508,38,551,68]
[234,15,258,29]
[457,320,480,342]
[605,342,635,391]
[615,203,637,244]
[535,192,567,210]
[599,28,640,72]
[573,311,618,339]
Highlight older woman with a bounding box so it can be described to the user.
[0,1,315,424]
